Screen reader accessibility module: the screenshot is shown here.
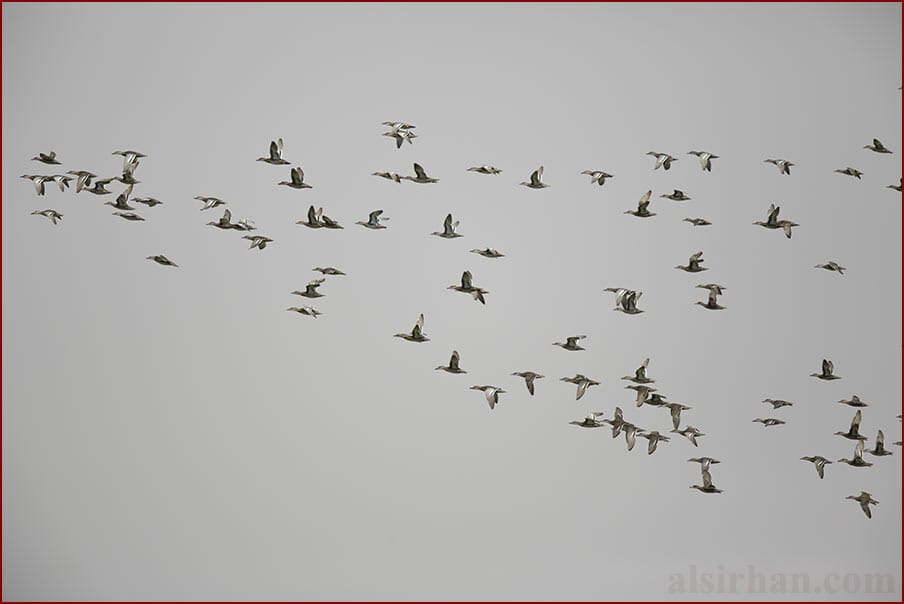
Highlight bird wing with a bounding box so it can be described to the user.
[576,381,588,400]
[449,350,460,370]
[860,499,872,518]
[638,190,651,210]
[851,410,862,432]
[530,166,543,186]
[369,209,383,224]
[854,439,864,461]
[269,140,280,160]
[443,213,455,235]
[307,205,318,224]
[222,208,232,223]
[415,313,425,333]
[461,271,473,289]
[876,430,885,449]
[413,163,428,180]
[291,167,303,185]
[525,375,535,396]
[767,204,780,224]
[702,469,713,488]
[670,405,681,430]
[822,359,832,375]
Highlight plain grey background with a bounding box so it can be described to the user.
[3,2,901,601]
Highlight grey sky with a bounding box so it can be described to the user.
[3,2,901,601]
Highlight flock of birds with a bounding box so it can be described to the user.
[21,118,902,519]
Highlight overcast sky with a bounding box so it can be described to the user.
[3,2,902,601]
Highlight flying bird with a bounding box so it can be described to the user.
[195,196,226,211]
[279,167,312,189]
[470,385,506,410]
[395,313,429,342]
[811,358,840,381]
[834,410,866,441]
[401,163,438,183]
[624,190,655,218]
[243,235,273,250]
[553,335,587,351]
[447,270,488,304]
[435,350,466,374]
[356,209,389,230]
[372,171,402,183]
[622,358,654,384]
[800,456,832,479]
[432,213,462,239]
[763,398,794,409]
[647,151,677,170]
[470,248,505,258]
[845,491,878,518]
[257,138,289,165]
[313,267,346,276]
[863,138,892,154]
[30,209,63,225]
[867,430,893,457]
[764,158,793,175]
[752,418,786,427]
[292,278,325,298]
[21,174,53,196]
[834,167,863,179]
[146,255,178,267]
[32,151,61,165]
[580,170,613,186]
[661,189,691,201]
[560,374,600,401]
[838,395,868,408]
[287,306,322,318]
[753,203,798,238]
[519,166,550,189]
[683,217,711,227]
[688,150,719,171]
[815,261,846,274]
[467,165,502,175]
[112,211,144,222]
[511,371,544,396]
[837,440,873,468]
[676,251,707,273]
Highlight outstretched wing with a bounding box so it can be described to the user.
[414,163,428,180]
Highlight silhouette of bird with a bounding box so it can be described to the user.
[257,138,289,165]
[133,197,163,207]
[800,456,832,479]
[887,178,902,192]
[30,209,63,224]
[553,335,587,351]
[292,278,325,298]
[763,398,794,409]
[684,217,711,227]
[764,158,793,175]
[688,150,718,171]
[690,468,722,494]
[432,213,462,239]
[32,151,61,165]
[673,426,705,446]
[834,410,866,441]
[511,371,544,396]
[67,170,96,193]
[622,358,654,384]
[688,457,720,471]
[752,418,786,427]
[21,174,53,196]
[640,431,670,454]
[313,267,346,276]
[470,385,505,410]
[815,261,846,275]
[436,350,466,374]
[864,138,893,153]
[467,165,502,175]
[625,190,655,218]
[570,413,606,428]
[287,306,322,318]
[560,374,600,401]
[447,271,488,304]
[811,359,840,380]
[580,170,613,186]
[401,163,438,183]
[519,166,549,189]
[753,204,798,238]
[243,235,273,250]
[146,255,177,267]
[695,286,725,310]
[837,440,873,468]
[676,251,707,273]
[867,430,893,457]
[105,184,134,210]
[372,171,402,183]
[661,189,691,201]
[834,167,863,179]
[846,491,878,518]
[470,247,505,258]
[207,208,236,230]
[838,395,868,408]
[647,151,677,170]
[665,403,692,430]
[195,196,225,211]
[357,209,389,230]
[279,167,312,189]
[395,313,429,342]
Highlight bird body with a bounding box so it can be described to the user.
[395,314,429,342]
[512,371,544,395]
[519,166,549,189]
[553,335,587,351]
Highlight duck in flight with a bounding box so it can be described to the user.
[67,170,96,193]
[243,235,273,250]
[553,335,587,351]
[614,290,643,314]
[673,426,705,446]
[560,374,600,401]
[834,167,863,179]
[436,350,466,374]
[846,491,878,519]
[470,385,506,410]
[395,313,429,342]
[683,217,712,227]
[467,165,502,175]
[665,402,692,430]
[864,138,893,154]
[763,398,794,410]
[688,457,720,471]
[112,212,145,222]
[32,151,61,165]
[384,126,417,149]
[287,306,322,318]
[257,138,289,165]
[432,213,462,239]
[372,171,402,183]
[837,440,873,468]
[647,151,677,170]
[688,150,718,172]
[105,184,134,210]
[690,468,722,494]
[207,208,236,230]
[21,175,53,196]
[676,251,707,273]
[580,170,613,186]
[834,410,866,441]
[640,431,670,455]
[800,456,832,479]
[867,430,893,457]
[752,418,786,427]
[519,166,550,189]
[401,163,438,183]
[661,189,691,201]
[357,209,389,230]
[471,248,505,258]
[146,255,178,267]
[625,190,655,218]
[764,158,793,175]
[31,209,63,225]
[511,371,544,396]
[695,286,725,311]
[447,270,488,304]
[279,167,312,189]
[622,358,654,384]
[815,261,846,275]
[314,267,345,276]
[292,278,325,299]
[811,358,840,380]
[753,203,798,238]
[888,178,902,192]
[838,395,868,408]
[112,149,146,170]
[194,196,226,211]
[133,197,163,208]
[569,413,606,428]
